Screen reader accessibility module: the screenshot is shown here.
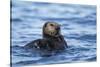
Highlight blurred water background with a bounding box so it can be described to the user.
[11,0,96,67]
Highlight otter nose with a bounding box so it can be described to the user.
[56,27,60,30]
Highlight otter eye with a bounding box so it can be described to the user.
[50,24,54,26]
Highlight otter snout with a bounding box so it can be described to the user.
[55,26,60,30]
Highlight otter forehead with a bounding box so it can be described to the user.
[44,22,60,30]
[46,22,60,27]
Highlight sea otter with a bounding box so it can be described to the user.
[25,22,68,51]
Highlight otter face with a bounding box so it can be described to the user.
[43,22,61,37]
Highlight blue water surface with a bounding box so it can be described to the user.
[11,0,96,67]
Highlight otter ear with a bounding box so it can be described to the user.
[43,22,50,27]
[43,22,48,28]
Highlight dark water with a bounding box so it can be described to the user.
[11,0,96,67]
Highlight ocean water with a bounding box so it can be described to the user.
[11,0,96,67]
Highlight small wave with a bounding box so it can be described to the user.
[66,34,96,41]
[86,56,96,61]
[11,18,23,22]
[12,60,39,66]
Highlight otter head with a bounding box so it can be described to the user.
[43,22,61,38]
